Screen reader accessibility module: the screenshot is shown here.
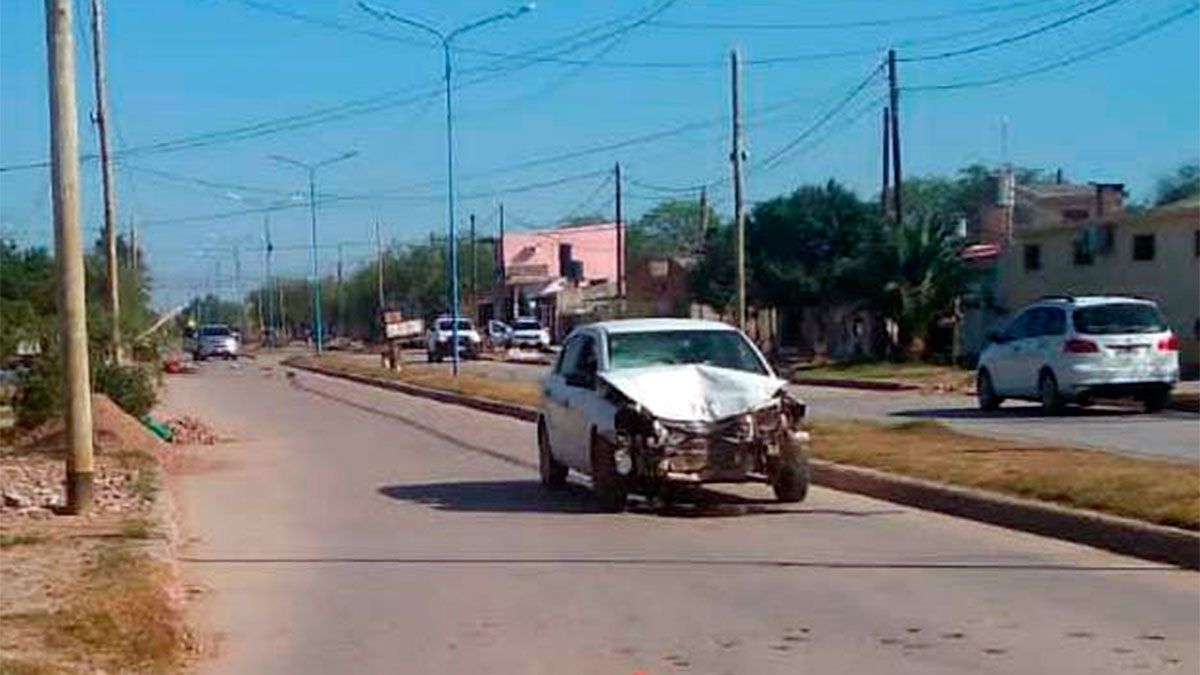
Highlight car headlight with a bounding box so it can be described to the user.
[733,413,755,442]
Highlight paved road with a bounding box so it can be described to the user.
[162,360,1197,674]
[334,351,1200,461]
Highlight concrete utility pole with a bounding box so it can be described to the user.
[698,186,709,241]
[614,161,623,299]
[469,212,477,317]
[233,244,246,339]
[263,215,275,345]
[336,242,344,337]
[887,49,902,225]
[730,48,747,332]
[47,0,95,513]
[129,215,138,271]
[375,217,385,311]
[882,106,891,222]
[499,202,512,320]
[88,0,121,362]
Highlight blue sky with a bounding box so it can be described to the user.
[2,0,1197,308]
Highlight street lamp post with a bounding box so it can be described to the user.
[269,151,357,354]
[359,1,534,376]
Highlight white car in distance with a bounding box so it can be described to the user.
[537,318,811,511]
[977,295,1180,413]
[509,317,551,351]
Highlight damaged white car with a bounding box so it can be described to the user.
[537,319,811,511]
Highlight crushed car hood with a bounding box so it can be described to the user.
[600,365,784,422]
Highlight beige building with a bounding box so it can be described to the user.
[993,196,1200,373]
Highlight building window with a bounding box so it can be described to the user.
[1023,244,1041,272]
[1062,208,1090,222]
[1073,232,1094,266]
[1132,234,1155,261]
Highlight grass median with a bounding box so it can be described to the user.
[298,353,1199,531]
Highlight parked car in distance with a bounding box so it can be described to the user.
[194,324,240,361]
[977,295,1180,414]
[486,319,512,349]
[427,316,482,362]
[537,318,811,511]
[509,317,551,351]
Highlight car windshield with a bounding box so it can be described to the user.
[1073,303,1168,335]
[513,320,540,331]
[436,319,473,331]
[200,326,231,337]
[607,329,767,375]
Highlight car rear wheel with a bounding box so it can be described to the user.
[590,433,628,512]
[1142,388,1170,413]
[977,370,1002,412]
[771,437,810,503]
[1039,370,1065,415]
[537,421,568,489]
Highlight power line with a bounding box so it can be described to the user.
[756,63,886,170]
[648,0,1060,30]
[900,0,1125,62]
[907,3,1198,91]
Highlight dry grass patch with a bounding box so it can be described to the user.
[811,419,1200,530]
[794,361,974,391]
[307,354,543,408]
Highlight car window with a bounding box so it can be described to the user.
[1042,308,1066,336]
[200,326,231,337]
[1073,303,1168,335]
[513,320,540,331]
[1004,312,1034,340]
[606,330,767,375]
[555,336,585,376]
[436,319,473,331]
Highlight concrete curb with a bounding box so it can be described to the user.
[287,358,1200,570]
[789,376,922,392]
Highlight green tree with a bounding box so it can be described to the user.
[628,198,718,262]
[687,222,736,313]
[0,240,56,360]
[1154,161,1200,206]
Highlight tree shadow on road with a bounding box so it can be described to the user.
[378,480,903,519]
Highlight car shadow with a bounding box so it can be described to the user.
[378,480,902,519]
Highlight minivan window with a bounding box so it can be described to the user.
[513,320,541,331]
[436,319,473,331]
[200,326,231,337]
[1073,303,1168,335]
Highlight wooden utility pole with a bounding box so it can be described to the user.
[698,185,709,239]
[336,242,344,337]
[499,202,512,320]
[375,217,385,311]
[46,0,95,513]
[887,49,902,224]
[881,106,891,222]
[88,0,121,362]
[730,48,747,331]
[129,215,138,271]
[614,162,623,299]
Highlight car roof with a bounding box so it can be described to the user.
[1031,295,1158,309]
[585,318,740,335]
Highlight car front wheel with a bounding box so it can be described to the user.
[977,370,1002,412]
[770,435,810,503]
[590,433,628,512]
[1142,387,1170,413]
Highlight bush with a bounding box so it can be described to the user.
[93,363,157,419]
[16,357,61,428]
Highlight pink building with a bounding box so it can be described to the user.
[502,221,620,287]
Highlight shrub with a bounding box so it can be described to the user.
[92,363,157,419]
[16,357,61,428]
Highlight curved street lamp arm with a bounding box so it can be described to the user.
[357,1,444,43]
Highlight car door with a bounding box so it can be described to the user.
[990,311,1031,394]
[1008,308,1050,396]
[543,336,583,466]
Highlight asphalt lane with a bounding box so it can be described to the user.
[162,360,1197,674]
[339,351,1200,461]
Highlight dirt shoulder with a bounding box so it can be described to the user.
[296,353,1199,531]
[0,400,202,673]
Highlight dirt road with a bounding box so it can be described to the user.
[163,360,1198,674]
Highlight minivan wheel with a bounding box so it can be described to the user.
[1038,370,1065,415]
[537,422,568,489]
[977,370,1002,412]
[590,434,628,512]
